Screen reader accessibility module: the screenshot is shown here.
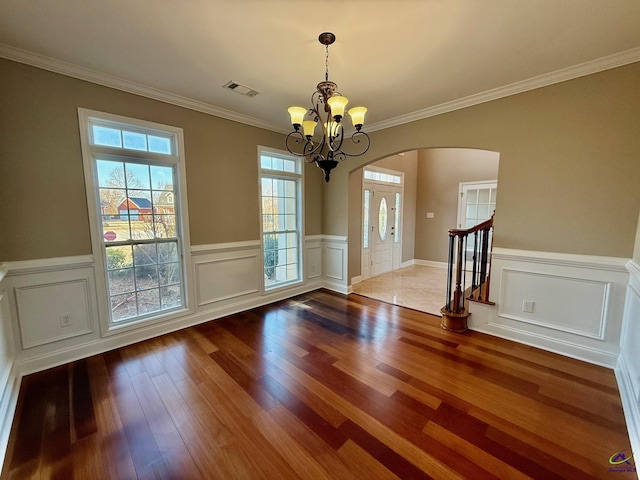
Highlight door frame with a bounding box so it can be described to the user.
[456,180,497,229]
[361,166,404,281]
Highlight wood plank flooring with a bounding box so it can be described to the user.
[2,289,635,479]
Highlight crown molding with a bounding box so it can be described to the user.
[2,43,638,136]
[363,46,640,133]
[0,44,289,134]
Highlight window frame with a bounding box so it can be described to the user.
[78,108,194,336]
[257,146,305,292]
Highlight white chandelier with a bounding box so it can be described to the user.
[285,32,370,182]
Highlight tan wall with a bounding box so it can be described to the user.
[348,151,418,280]
[0,59,323,261]
[3,59,639,265]
[415,148,499,263]
[325,62,640,266]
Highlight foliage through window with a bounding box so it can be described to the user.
[259,149,302,289]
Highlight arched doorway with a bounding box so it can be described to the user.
[349,147,500,315]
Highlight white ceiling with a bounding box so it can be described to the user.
[1,0,639,133]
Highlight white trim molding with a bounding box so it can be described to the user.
[469,248,630,367]
[615,260,640,459]
[414,259,448,269]
[0,269,18,467]
[364,47,640,133]
[0,44,287,134]
[191,240,262,256]
[6,255,94,275]
[3,44,639,136]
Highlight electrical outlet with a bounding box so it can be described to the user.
[522,301,535,313]
[60,313,73,328]
[426,212,435,219]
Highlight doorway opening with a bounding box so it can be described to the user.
[361,166,403,281]
[349,148,500,316]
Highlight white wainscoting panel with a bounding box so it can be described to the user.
[16,279,94,348]
[616,260,640,460]
[499,269,609,340]
[325,248,344,280]
[195,253,261,307]
[469,248,629,367]
[322,236,348,293]
[305,236,322,280]
[7,264,98,353]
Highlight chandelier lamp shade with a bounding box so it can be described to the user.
[285,32,370,182]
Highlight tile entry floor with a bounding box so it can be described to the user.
[351,264,448,316]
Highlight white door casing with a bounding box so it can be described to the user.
[361,166,404,280]
[457,180,497,229]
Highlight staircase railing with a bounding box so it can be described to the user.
[441,214,494,332]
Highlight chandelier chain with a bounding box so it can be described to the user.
[325,44,329,82]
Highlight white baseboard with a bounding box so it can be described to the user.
[323,279,350,295]
[471,318,619,367]
[616,353,640,460]
[413,259,449,269]
[0,362,19,467]
[468,300,619,366]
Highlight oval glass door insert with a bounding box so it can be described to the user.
[378,197,388,241]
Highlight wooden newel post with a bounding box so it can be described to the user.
[441,232,471,332]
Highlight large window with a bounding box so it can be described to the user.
[79,109,191,330]
[259,148,303,290]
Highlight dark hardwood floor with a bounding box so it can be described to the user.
[2,289,635,479]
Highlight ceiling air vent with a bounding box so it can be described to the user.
[222,81,260,98]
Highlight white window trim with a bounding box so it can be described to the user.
[363,165,404,185]
[257,146,305,293]
[78,108,195,336]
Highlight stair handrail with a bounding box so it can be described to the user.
[441,214,494,332]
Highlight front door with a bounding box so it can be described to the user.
[371,187,396,277]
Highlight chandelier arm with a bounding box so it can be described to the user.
[327,125,345,152]
[332,152,346,163]
[311,91,326,113]
[306,134,326,157]
[285,131,322,158]
[336,131,371,158]
[308,105,322,123]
